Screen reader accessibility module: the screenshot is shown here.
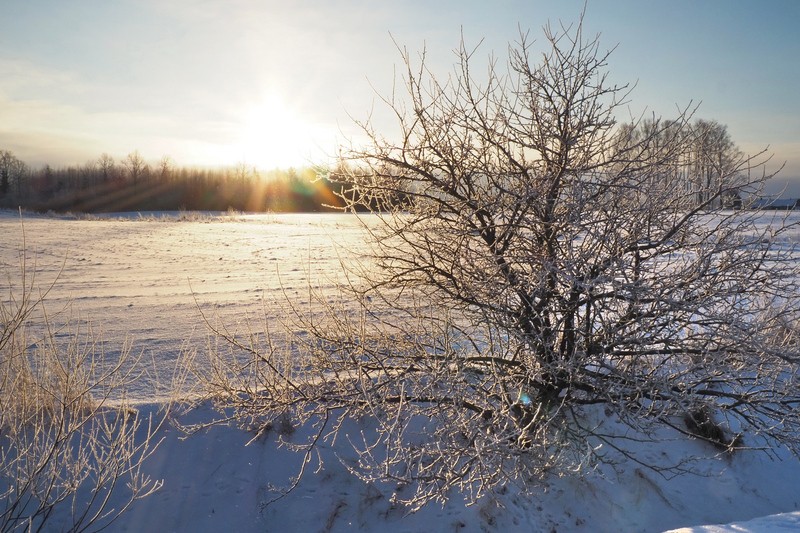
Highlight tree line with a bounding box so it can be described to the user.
[0,151,349,213]
[616,118,745,208]
[1,116,744,215]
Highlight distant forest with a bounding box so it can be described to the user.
[1,118,746,214]
[0,151,347,213]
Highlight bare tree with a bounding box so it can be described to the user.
[198,17,800,507]
[158,155,174,183]
[82,158,99,190]
[123,150,147,187]
[97,153,116,183]
[689,119,742,207]
[0,152,27,200]
[0,151,13,197]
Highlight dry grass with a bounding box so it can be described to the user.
[0,228,163,533]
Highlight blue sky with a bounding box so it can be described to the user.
[1,0,798,194]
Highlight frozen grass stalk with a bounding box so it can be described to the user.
[0,222,163,532]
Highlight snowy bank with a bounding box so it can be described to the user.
[88,399,799,533]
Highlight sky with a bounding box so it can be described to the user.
[1,0,798,195]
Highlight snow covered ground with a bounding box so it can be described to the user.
[2,209,800,532]
[666,512,800,533]
[0,210,369,401]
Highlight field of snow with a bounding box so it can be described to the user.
[2,209,800,532]
[0,210,371,402]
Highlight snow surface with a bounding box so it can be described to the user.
[0,210,368,401]
[2,209,800,532]
[665,512,800,533]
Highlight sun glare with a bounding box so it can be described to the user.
[227,94,323,169]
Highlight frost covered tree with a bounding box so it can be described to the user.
[200,16,800,507]
[615,118,744,208]
[689,119,741,207]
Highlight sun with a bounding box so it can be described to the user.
[230,94,321,169]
